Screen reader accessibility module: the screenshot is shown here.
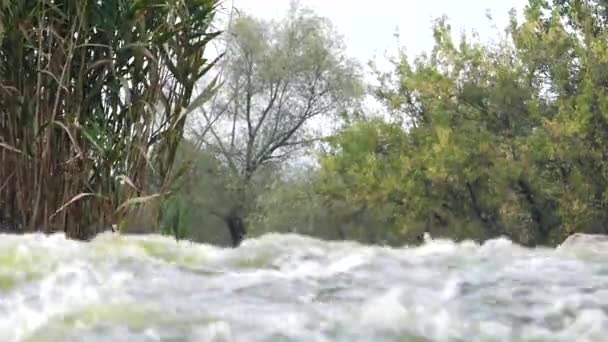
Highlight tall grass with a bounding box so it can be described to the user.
[0,0,222,239]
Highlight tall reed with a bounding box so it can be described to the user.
[0,0,222,239]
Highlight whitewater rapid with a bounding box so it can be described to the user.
[0,232,607,341]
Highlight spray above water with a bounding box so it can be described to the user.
[0,232,607,342]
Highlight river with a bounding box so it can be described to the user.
[0,232,607,341]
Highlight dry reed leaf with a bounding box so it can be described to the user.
[116,174,139,191]
[0,142,26,155]
[50,193,99,219]
[115,193,163,213]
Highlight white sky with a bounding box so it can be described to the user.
[234,0,529,70]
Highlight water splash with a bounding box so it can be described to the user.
[0,232,607,341]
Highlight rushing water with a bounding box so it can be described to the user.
[0,232,607,342]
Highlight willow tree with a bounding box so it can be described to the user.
[192,3,362,246]
[0,0,222,239]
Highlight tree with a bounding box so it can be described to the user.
[192,2,362,246]
[316,0,608,246]
[552,0,608,35]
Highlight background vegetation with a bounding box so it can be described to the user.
[319,0,608,246]
[3,0,608,247]
[162,0,608,247]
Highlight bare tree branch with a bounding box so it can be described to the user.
[188,6,361,216]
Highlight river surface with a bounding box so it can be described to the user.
[0,232,607,341]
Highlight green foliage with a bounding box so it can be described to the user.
[159,139,232,245]
[316,0,608,246]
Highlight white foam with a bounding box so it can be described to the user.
[0,233,607,341]
[359,288,408,332]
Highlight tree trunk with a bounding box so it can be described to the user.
[224,211,246,247]
[516,178,551,242]
[466,181,501,237]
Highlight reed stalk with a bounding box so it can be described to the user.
[0,0,222,239]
